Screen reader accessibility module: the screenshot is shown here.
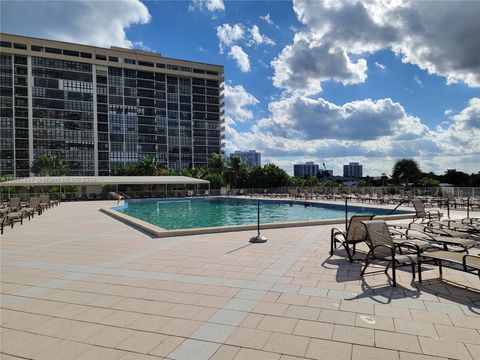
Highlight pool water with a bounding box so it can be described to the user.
[117,197,411,230]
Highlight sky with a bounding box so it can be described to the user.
[1,0,479,176]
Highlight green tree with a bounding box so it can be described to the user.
[392,159,422,185]
[203,172,224,189]
[207,153,225,176]
[419,177,440,187]
[137,156,157,176]
[288,176,305,187]
[263,163,289,188]
[443,169,469,186]
[304,176,319,187]
[31,154,69,176]
[225,156,248,188]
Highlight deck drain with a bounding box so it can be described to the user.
[360,315,376,324]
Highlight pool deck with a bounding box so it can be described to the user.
[1,200,479,360]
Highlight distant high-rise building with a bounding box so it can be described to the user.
[293,161,319,178]
[231,150,261,168]
[343,162,363,178]
[0,33,224,177]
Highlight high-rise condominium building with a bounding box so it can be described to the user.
[293,162,319,178]
[0,33,224,177]
[231,150,261,168]
[343,162,363,178]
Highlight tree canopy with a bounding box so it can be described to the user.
[31,154,69,176]
[392,159,422,185]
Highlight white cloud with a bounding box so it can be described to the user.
[249,25,275,46]
[0,0,151,48]
[375,62,386,70]
[188,0,224,12]
[228,45,250,72]
[133,40,152,52]
[271,33,367,95]
[414,75,423,88]
[225,96,480,175]
[271,0,480,94]
[224,84,259,122]
[216,23,245,53]
[260,13,274,26]
[259,96,427,141]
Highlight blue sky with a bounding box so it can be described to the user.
[2,0,479,176]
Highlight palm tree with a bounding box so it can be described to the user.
[31,154,69,176]
[392,159,422,185]
[137,156,157,176]
[225,156,248,188]
[207,153,225,176]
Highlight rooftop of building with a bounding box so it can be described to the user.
[1,32,224,73]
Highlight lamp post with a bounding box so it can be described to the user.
[250,201,267,243]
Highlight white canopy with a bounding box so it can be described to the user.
[0,176,209,187]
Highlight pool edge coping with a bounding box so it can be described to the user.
[100,202,418,238]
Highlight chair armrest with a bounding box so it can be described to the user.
[370,244,395,259]
[462,254,480,271]
[331,227,346,240]
[394,241,421,255]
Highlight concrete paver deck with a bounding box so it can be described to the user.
[1,200,479,360]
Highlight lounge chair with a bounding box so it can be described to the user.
[6,210,24,228]
[361,220,422,287]
[330,215,375,262]
[411,198,441,223]
[8,198,21,212]
[391,223,476,253]
[424,221,478,240]
[23,197,42,219]
[422,251,480,278]
[39,195,51,210]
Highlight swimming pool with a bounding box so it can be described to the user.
[115,197,412,230]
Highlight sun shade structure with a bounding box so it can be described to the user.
[0,176,209,187]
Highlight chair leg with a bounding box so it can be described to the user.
[361,254,372,276]
[392,261,396,287]
[330,237,334,256]
[411,262,416,280]
[438,261,443,277]
[417,261,422,283]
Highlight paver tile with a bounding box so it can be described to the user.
[352,345,399,360]
[192,322,236,343]
[306,338,352,360]
[226,327,272,349]
[257,315,298,334]
[319,308,355,325]
[419,337,472,360]
[116,331,168,353]
[159,318,203,337]
[149,336,184,357]
[375,330,421,353]
[284,305,321,320]
[435,324,480,344]
[332,324,374,346]
[394,318,438,337]
[74,346,127,360]
[263,332,310,357]
[233,348,281,360]
[292,319,334,339]
[35,340,92,360]
[167,339,219,360]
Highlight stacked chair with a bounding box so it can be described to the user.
[0,195,59,235]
